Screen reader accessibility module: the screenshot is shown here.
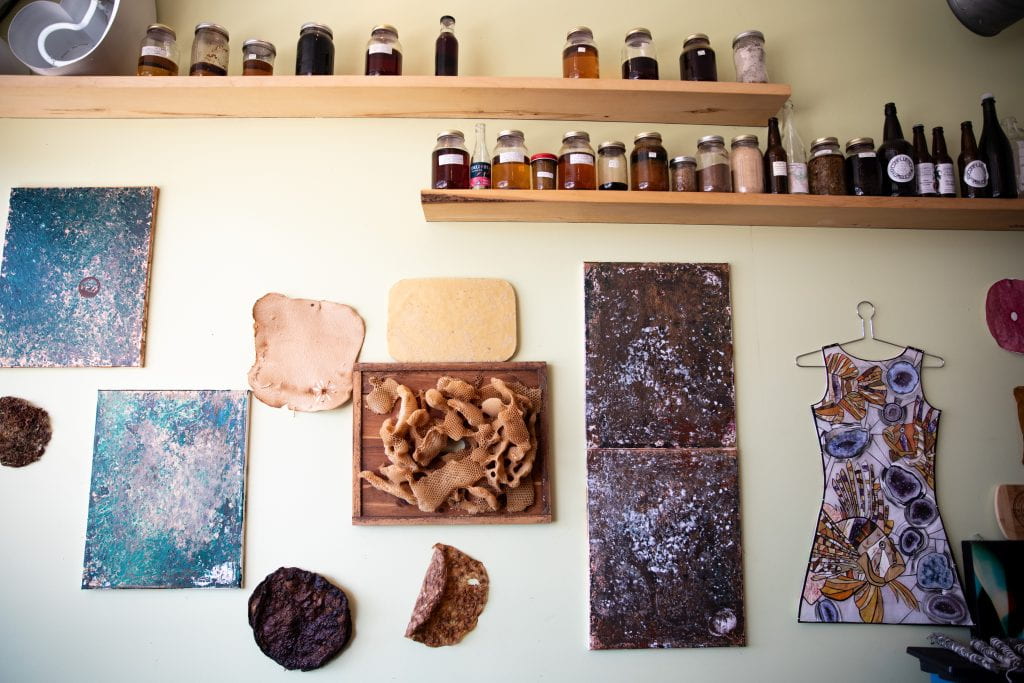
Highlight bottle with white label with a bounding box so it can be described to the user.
[470,123,491,190]
[958,120,989,199]
[491,130,531,190]
[679,33,717,81]
[432,130,470,190]
[630,132,669,191]
[763,116,788,194]
[1002,116,1024,195]
[781,100,809,194]
[911,124,936,197]
[563,26,599,78]
[365,25,402,75]
[598,142,628,190]
[878,102,916,196]
[137,24,179,76]
[558,131,597,190]
[931,127,957,197]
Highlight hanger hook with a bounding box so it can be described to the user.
[856,300,876,339]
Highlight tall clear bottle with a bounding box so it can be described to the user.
[470,123,491,189]
[979,94,1018,198]
[781,100,808,194]
[1003,116,1024,195]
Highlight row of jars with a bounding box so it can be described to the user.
[137,22,408,77]
[563,27,768,83]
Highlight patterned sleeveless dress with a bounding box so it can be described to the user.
[798,345,972,625]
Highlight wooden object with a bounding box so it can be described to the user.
[421,189,1024,231]
[352,362,550,525]
[994,485,1024,540]
[0,75,790,124]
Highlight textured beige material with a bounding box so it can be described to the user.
[405,544,489,647]
[247,293,365,412]
[388,279,517,362]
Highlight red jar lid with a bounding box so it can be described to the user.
[530,153,557,162]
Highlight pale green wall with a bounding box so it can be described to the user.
[0,1,1022,681]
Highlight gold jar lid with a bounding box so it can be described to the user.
[810,136,839,149]
[730,134,759,146]
[563,131,591,142]
[845,137,875,151]
[242,39,276,56]
[684,33,710,45]
[437,129,465,140]
[625,27,652,40]
[634,131,662,142]
[300,23,333,39]
[598,141,626,152]
[147,23,176,40]
[372,24,399,36]
[697,134,724,146]
[567,26,594,39]
[671,156,697,165]
[497,130,525,139]
[195,23,229,40]
[732,30,765,47]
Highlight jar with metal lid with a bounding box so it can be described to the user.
[366,25,402,75]
[844,137,882,196]
[492,130,531,190]
[563,26,598,78]
[597,141,628,191]
[531,154,557,190]
[679,33,716,81]
[621,28,658,80]
[697,135,731,192]
[732,30,767,83]
[558,131,596,190]
[808,137,846,195]
[137,24,179,76]
[731,134,764,193]
[432,130,470,190]
[670,156,697,192]
[189,23,229,76]
[630,132,669,191]
[242,39,275,76]
[296,23,334,75]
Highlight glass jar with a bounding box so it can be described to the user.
[630,132,669,191]
[670,156,697,192]
[563,26,599,78]
[492,130,531,190]
[432,130,470,190]
[597,141,628,191]
[731,134,764,193]
[137,23,179,76]
[621,28,658,80]
[808,137,846,195]
[189,23,229,76]
[531,154,557,190]
[296,23,334,75]
[732,30,767,83]
[697,135,731,192]
[242,39,275,76]
[844,137,882,196]
[679,33,716,81]
[366,25,402,75]
[558,131,596,190]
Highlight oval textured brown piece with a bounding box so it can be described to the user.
[405,544,489,647]
[0,396,52,468]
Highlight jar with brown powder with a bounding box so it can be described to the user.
[808,137,846,195]
[730,134,764,193]
[697,135,731,192]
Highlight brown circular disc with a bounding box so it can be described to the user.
[0,397,52,468]
[248,567,352,671]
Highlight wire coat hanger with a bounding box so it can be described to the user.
[795,301,946,368]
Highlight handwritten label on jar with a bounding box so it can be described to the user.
[499,151,525,164]
[369,43,393,55]
[607,159,621,168]
[772,161,787,176]
[886,154,915,183]
[578,46,587,52]
[788,162,809,193]
[858,152,877,158]
[812,148,836,159]
[964,159,989,188]
[569,153,595,165]
[936,163,955,195]
[916,162,936,194]
[141,45,169,58]
[648,152,658,158]
[438,153,464,166]
[537,171,554,179]
[697,49,706,55]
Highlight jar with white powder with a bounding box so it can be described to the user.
[732,30,767,83]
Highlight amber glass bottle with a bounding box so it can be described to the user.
[878,103,916,196]
[763,116,788,194]
[958,121,990,198]
[563,27,599,78]
[912,125,936,197]
[931,127,957,197]
[979,94,1019,198]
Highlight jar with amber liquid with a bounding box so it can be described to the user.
[242,39,275,75]
[189,23,229,76]
[630,132,669,191]
[137,24,179,76]
[558,131,596,190]
[563,26,598,78]
[531,154,557,190]
[597,141,628,190]
[492,130,531,189]
[432,130,470,190]
[366,25,402,75]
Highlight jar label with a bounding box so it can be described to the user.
[886,154,915,183]
[578,46,587,52]
[141,45,169,58]
[537,171,554,179]
[607,159,621,168]
[858,152,877,158]
[772,161,787,177]
[788,162,809,193]
[812,148,837,159]
[470,162,491,189]
[936,163,955,195]
[964,159,989,188]
[499,151,525,164]
[915,162,936,194]
[697,49,706,56]
[438,153,463,166]
[369,43,393,55]
[648,152,658,158]
[569,153,595,165]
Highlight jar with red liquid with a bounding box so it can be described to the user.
[366,25,402,75]
[432,130,470,189]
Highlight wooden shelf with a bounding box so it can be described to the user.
[420,189,1024,230]
[0,75,790,124]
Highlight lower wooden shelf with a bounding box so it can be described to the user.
[420,189,1024,230]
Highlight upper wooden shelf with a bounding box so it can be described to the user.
[420,189,1024,231]
[0,75,790,124]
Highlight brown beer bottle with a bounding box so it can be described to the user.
[763,116,789,194]
[878,103,916,196]
[911,125,937,197]
[979,94,1019,198]
[931,127,956,197]
[958,121,990,198]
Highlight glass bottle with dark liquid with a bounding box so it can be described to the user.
[563,26,599,78]
[911,124,936,196]
[763,116,788,194]
[931,127,957,197]
[558,131,596,190]
[877,102,916,196]
[432,130,470,190]
[366,25,403,76]
[958,121,990,198]
[679,33,717,81]
[137,24,179,76]
[189,23,230,76]
[621,28,658,79]
[296,23,334,75]
[435,16,458,76]
[844,138,881,196]
[979,94,1019,198]
[242,39,275,76]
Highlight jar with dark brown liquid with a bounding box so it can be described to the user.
[137,24,179,76]
[563,26,599,78]
[432,130,470,190]
[697,135,731,192]
[844,138,881,196]
[189,23,229,76]
[242,39,275,76]
[679,33,716,81]
[366,25,402,75]
[492,130,531,190]
[808,137,846,195]
[296,23,334,75]
[435,16,458,76]
[558,131,596,190]
[630,132,669,191]
[531,154,557,190]
[621,28,658,79]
